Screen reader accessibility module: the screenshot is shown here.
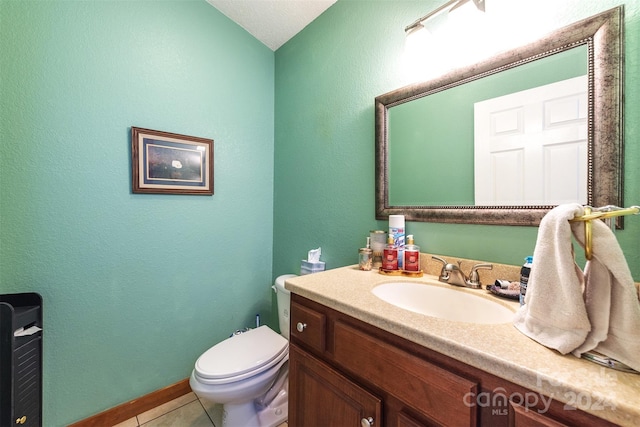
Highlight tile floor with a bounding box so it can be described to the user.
[112,392,288,427]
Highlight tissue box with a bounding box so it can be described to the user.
[301,260,325,275]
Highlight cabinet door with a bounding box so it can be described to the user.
[289,344,382,427]
[509,401,569,427]
[13,337,42,427]
[397,411,429,427]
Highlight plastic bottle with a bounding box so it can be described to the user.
[404,235,420,272]
[382,235,398,271]
[519,256,533,306]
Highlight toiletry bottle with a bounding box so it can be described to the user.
[382,235,398,270]
[369,230,386,269]
[404,235,420,272]
[359,237,373,271]
[519,256,533,306]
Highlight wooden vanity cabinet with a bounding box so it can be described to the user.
[289,345,382,426]
[288,294,616,427]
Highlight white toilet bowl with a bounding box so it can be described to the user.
[190,275,296,427]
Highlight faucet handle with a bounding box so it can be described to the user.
[432,256,447,265]
[471,263,493,271]
[467,263,493,287]
[431,256,449,280]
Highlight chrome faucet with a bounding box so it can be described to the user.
[431,256,493,289]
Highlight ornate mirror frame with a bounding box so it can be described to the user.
[375,7,623,227]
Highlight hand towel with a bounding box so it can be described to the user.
[570,215,640,372]
[513,204,592,353]
[514,203,640,372]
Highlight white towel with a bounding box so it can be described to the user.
[514,204,640,372]
[570,212,640,372]
[514,204,591,354]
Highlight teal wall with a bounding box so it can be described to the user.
[1,0,639,425]
[388,46,587,205]
[0,0,274,425]
[274,0,640,279]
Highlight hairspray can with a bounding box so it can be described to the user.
[389,215,405,269]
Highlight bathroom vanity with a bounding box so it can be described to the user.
[285,266,640,427]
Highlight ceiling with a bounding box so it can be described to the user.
[206,0,338,51]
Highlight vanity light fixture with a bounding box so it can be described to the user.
[405,0,485,34]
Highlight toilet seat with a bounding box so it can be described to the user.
[194,326,288,385]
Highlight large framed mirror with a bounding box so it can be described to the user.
[375,6,623,227]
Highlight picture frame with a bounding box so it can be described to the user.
[131,127,214,195]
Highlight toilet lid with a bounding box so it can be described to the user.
[195,326,288,382]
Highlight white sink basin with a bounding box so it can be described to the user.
[372,281,515,324]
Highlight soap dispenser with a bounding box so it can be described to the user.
[382,235,398,271]
[404,235,420,272]
[358,237,373,271]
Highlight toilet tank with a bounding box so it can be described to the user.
[273,274,296,340]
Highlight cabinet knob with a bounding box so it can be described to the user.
[15,416,27,425]
[361,416,374,427]
[296,322,307,332]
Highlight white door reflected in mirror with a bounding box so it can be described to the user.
[474,75,588,206]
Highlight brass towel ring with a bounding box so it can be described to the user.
[583,207,593,260]
[569,205,639,260]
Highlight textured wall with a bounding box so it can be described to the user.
[274,0,640,280]
[2,0,639,425]
[0,1,274,425]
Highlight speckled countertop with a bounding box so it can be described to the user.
[285,262,640,427]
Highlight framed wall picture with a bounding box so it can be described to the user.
[131,127,213,195]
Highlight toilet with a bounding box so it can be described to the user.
[189,274,295,427]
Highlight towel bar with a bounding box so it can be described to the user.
[569,205,640,259]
